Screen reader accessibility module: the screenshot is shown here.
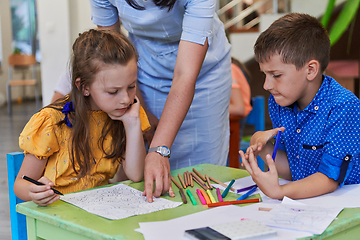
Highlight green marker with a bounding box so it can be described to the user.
[186,189,198,205]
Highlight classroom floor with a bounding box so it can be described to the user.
[0,99,41,240]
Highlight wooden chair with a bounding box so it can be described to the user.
[7,152,27,240]
[229,96,265,170]
[7,54,40,116]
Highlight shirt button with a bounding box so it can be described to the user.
[345,156,350,161]
[314,106,319,110]
[312,146,317,150]
[297,129,301,133]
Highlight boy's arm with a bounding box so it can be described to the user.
[278,172,339,199]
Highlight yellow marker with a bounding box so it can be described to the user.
[206,189,216,203]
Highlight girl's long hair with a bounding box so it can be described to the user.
[48,29,138,178]
[126,0,176,11]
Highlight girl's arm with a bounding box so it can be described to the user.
[143,39,209,202]
[120,97,146,183]
[14,153,59,206]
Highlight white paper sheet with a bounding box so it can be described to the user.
[261,203,343,234]
[60,184,182,220]
[136,204,313,240]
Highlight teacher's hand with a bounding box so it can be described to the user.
[143,152,174,202]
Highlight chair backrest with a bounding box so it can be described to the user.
[8,54,36,67]
[7,152,27,240]
[245,96,265,132]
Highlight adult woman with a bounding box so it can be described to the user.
[90,0,232,202]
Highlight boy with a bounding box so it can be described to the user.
[240,13,360,200]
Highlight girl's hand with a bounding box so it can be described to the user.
[110,96,141,128]
[240,149,284,199]
[28,176,60,206]
[246,127,285,158]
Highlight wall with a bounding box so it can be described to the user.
[0,0,13,107]
[37,0,95,106]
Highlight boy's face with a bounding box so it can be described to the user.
[259,53,312,110]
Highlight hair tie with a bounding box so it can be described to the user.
[62,101,75,128]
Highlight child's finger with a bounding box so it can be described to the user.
[248,148,261,172]
[35,194,60,206]
[239,150,253,174]
[266,154,277,173]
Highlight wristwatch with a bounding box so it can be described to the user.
[148,146,171,158]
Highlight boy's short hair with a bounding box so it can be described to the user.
[254,13,330,72]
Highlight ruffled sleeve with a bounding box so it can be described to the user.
[140,105,151,132]
[19,109,60,159]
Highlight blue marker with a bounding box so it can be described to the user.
[272,130,282,161]
[236,186,257,200]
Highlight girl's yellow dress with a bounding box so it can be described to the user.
[19,106,150,194]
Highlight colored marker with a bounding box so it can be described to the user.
[179,189,187,204]
[186,189,197,205]
[216,188,223,202]
[200,188,211,204]
[221,179,235,198]
[236,186,257,200]
[196,189,207,205]
[207,198,260,208]
[272,130,282,161]
[206,189,216,203]
[22,175,63,195]
[237,184,257,193]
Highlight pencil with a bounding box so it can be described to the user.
[171,176,183,189]
[216,188,223,202]
[200,188,211,204]
[196,189,207,205]
[190,172,193,187]
[236,186,257,200]
[183,172,188,186]
[209,176,235,192]
[192,168,206,181]
[186,171,191,186]
[205,174,213,189]
[177,173,186,189]
[207,198,260,208]
[191,172,208,190]
[206,189,216,203]
[221,179,235,198]
[179,188,187,204]
[22,175,63,195]
[186,189,197,205]
[192,175,208,190]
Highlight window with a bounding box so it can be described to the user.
[10,0,39,61]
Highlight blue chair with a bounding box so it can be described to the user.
[7,152,27,240]
[240,96,266,171]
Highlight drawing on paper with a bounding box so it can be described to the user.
[60,184,182,220]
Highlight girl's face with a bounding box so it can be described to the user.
[86,58,137,117]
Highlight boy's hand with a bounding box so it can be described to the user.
[28,176,60,206]
[239,149,284,199]
[246,127,285,158]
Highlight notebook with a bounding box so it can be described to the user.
[184,219,277,240]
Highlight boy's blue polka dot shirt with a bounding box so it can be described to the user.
[269,75,360,186]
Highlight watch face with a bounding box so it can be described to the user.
[160,147,169,156]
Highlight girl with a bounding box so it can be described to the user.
[14,29,150,206]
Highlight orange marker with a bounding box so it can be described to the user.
[200,188,211,204]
